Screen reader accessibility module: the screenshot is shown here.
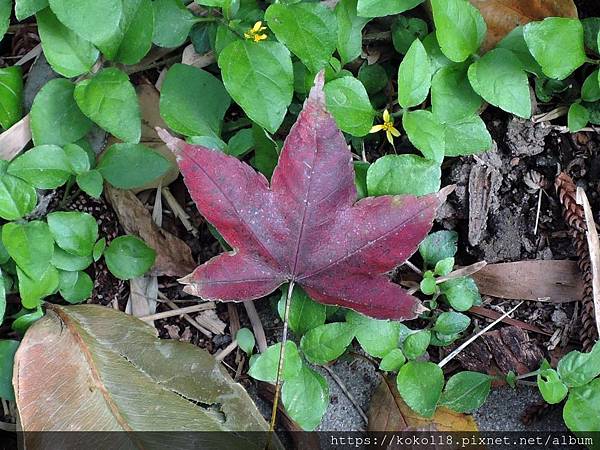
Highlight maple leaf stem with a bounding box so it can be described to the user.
[268,280,295,438]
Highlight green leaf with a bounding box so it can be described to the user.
[537,364,568,405]
[346,310,401,358]
[324,76,374,137]
[433,312,470,335]
[97,143,172,190]
[74,68,141,143]
[335,0,370,65]
[440,371,492,413]
[422,32,451,75]
[160,63,231,137]
[357,0,424,18]
[282,365,329,431]
[0,171,37,221]
[30,78,93,146]
[379,349,406,372]
[11,307,43,335]
[0,340,20,401]
[497,26,543,76]
[0,66,23,130]
[252,124,279,178]
[17,265,59,308]
[392,16,428,55]
[366,154,441,197]
[2,221,54,280]
[58,270,93,303]
[557,341,600,388]
[397,361,444,418]
[8,145,73,189]
[48,0,122,45]
[152,0,196,48]
[300,322,355,365]
[430,0,486,63]
[434,257,454,277]
[440,276,480,311]
[467,48,532,119]
[419,230,458,267]
[403,330,430,359]
[398,38,431,109]
[64,143,91,174]
[524,18,585,81]
[47,211,98,257]
[219,40,293,133]
[36,8,99,78]
[0,0,10,40]
[76,170,104,198]
[444,115,492,157]
[277,285,326,336]
[236,328,255,355]
[563,378,600,432]
[582,70,600,102]
[420,275,437,295]
[15,0,48,20]
[357,63,388,95]
[0,270,5,324]
[431,63,482,123]
[248,341,302,382]
[104,235,156,280]
[227,128,254,158]
[568,103,589,133]
[265,2,337,73]
[354,161,369,200]
[583,17,600,54]
[402,110,445,162]
[51,246,93,271]
[93,238,106,262]
[97,0,154,64]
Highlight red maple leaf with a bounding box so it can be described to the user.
[159,73,447,320]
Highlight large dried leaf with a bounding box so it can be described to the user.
[14,304,275,448]
[368,377,478,435]
[104,185,196,277]
[159,73,446,320]
[472,260,582,303]
[469,0,578,51]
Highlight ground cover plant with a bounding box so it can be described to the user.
[0,0,600,445]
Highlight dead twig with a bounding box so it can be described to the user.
[244,301,267,352]
[215,340,238,362]
[438,302,523,368]
[139,302,214,322]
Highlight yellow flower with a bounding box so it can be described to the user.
[370,109,400,145]
[244,21,268,42]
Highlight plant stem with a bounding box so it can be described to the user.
[268,281,295,438]
[516,369,540,380]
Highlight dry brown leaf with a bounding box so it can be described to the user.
[181,45,216,68]
[368,377,479,438]
[472,260,582,303]
[104,185,196,277]
[14,304,276,445]
[470,0,578,51]
[0,115,32,161]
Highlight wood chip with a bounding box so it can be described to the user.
[468,158,501,246]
